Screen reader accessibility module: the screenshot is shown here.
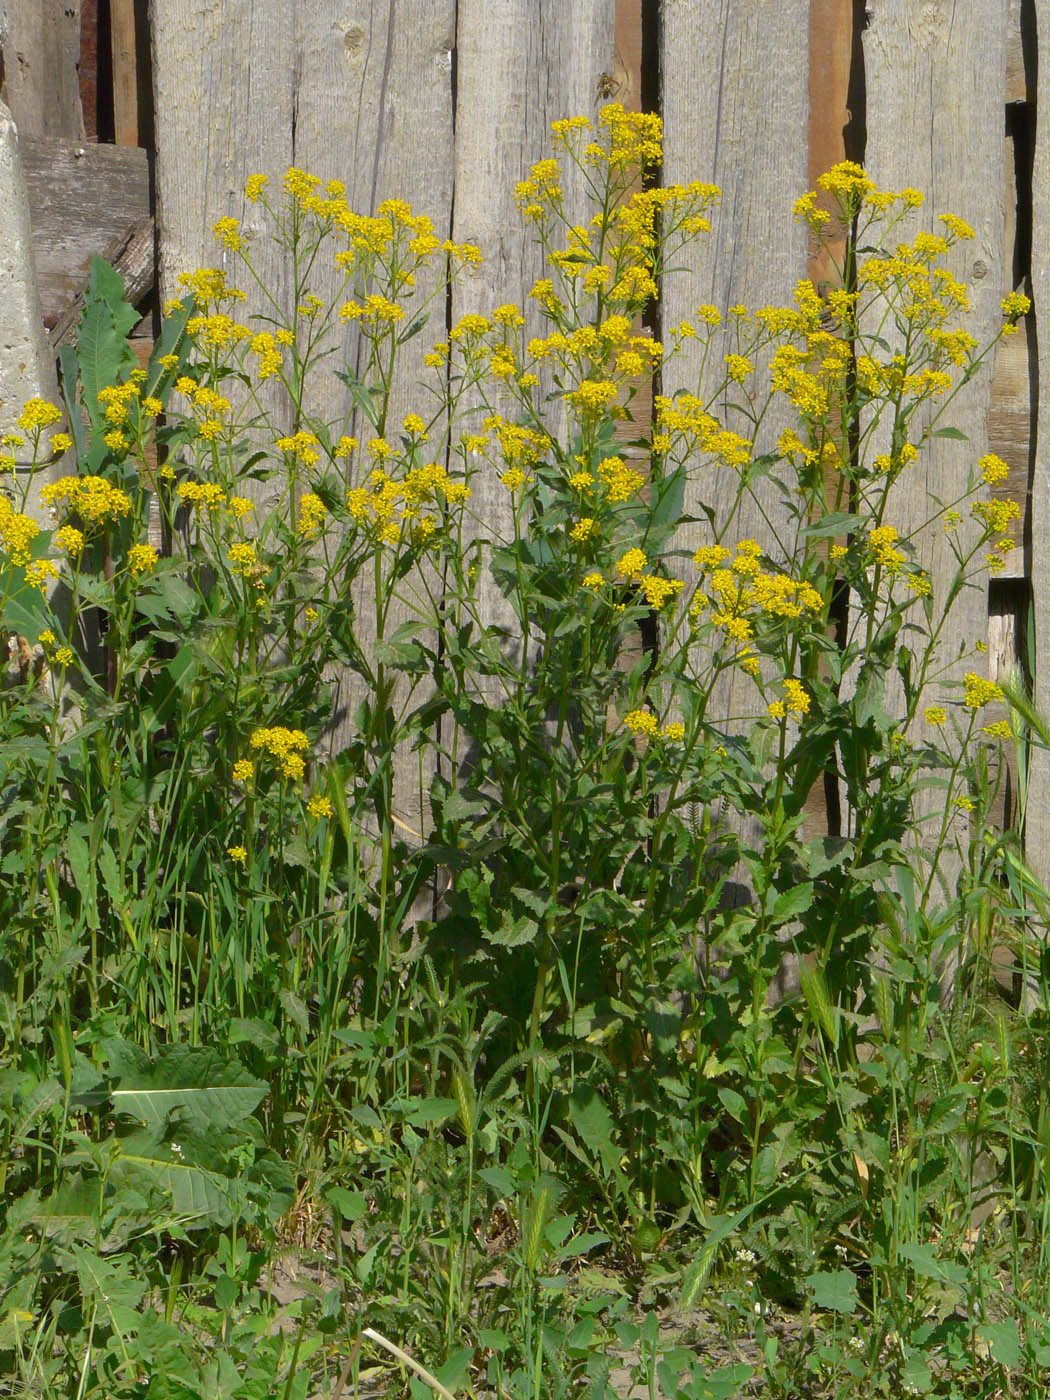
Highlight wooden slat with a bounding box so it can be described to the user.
[1007,0,1030,104]
[986,322,1034,575]
[149,1,295,323]
[862,3,1006,888]
[294,1,456,844]
[0,1,84,141]
[111,0,140,147]
[662,1,809,717]
[450,0,616,652]
[21,138,150,327]
[1026,0,1050,879]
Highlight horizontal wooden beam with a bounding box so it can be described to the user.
[20,137,151,327]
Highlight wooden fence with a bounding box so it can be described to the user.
[1,0,1046,871]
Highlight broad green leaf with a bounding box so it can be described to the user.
[977,1320,1021,1368]
[108,1045,266,1133]
[807,1268,858,1314]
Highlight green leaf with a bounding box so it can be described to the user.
[568,1085,622,1181]
[931,426,968,440]
[108,1045,267,1133]
[113,1130,242,1227]
[807,1268,858,1314]
[770,882,813,924]
[976,1320,1021,1368]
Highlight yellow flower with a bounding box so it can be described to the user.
[953,795,975,813]
[624,709,659,737]
[298,492,326,538]
[213,216,242,250]
[232,759,254,784]
[782,678,810,716]
[128,543,158,575]
[501,467,528,491]
[53,646,75,667]
[582,572,604,590]
[55,525,85,555]
[615,548,647,580]
[767,701,787,719]
[662,722,685,741]
[307,794,334,820]
[923,706,947,726]
[228,542,259,578]
[963,672,1003,710]
[38,629,56,647]
[570,517,598,543]
[983,720,1012,739]
[227,845,248,865]
[979,453,1009,485]
[51,432,73,455]
[17,398,62,432]
[103,430,128,453]
[245,173,269,202]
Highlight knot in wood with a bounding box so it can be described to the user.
[343,25,365,60]
[971,259,988,282]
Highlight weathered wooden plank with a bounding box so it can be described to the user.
[78,0,100,140]
[0,102,61,513]
[150,1,294,317]
[661,0,809,725]
[450,0,616,643]
[1026,0,1050,880]
[862,2,1006,892]
[21,138,150,328]
[0,1,84,141]
[111,0,141,147]
[1007,0,1031,104]
[293,1,456,846]
[986,320,1034,575]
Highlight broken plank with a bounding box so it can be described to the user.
[21,137,150,327]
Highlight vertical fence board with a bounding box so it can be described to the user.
[662,0,809,732]
[294,1,456,837]
[150,1,294,315]
[449,0,616,665]
[0,1,84,141]
[862,2,1005,888]
[1027,0,1050,880]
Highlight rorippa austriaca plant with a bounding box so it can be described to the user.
[0,103,1038,1399]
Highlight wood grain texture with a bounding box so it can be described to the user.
[150,0,294,322]
[986,320,1035,575]
[450,0,616,657]
[1027,0,1050,879]
[661,0,809,734]
[862,0,1005,889]
[21,138,150,326]
[111,0,140,146]
[294,0,456,840]
[0,1,84,141]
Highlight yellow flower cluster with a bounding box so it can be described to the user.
[41,476,131,526]
[963,673,1003,711]
[249,725,310,781]
[177,267,246,311]
[177,480,227,512]
[654,394,751,468]
[128,543,158,575]
[0,496,39,564]
[17,398,63,433]
[55,525,85,556]
[307,793,334,820]
[564,378,618,416]
[228,542,259,578]
[346,460,467,546]
[868,525,907,574]
[275,431,321,465]
[298,492,326,539]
